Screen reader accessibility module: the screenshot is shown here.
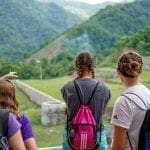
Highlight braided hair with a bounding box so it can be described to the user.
[117,51,143,78]
[75,52,95,79]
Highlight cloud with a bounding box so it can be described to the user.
[76,0,107,4]
[75,0,122,4]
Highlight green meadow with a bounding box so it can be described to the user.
[17,69,150,147]
[21,70,150,104]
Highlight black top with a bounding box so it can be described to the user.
[0,109,9,137]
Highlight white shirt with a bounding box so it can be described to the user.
[111,84,150,150]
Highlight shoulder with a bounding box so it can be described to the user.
[98,81,109,91]
[9,113,21,126]
[114,95,131,109]
[17,114,34,140]
[111,96,134,129]
[92,78,108,89]
[113,94,136,118]
[17,114,31,126]
[61,80,74,91]
[95,79,110,95]
[112,95,135,119]
[124,84,150,109]
[7,113,21,138]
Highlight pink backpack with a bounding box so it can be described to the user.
[68,81,99,150]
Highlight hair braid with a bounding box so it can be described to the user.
[75,52,95,79]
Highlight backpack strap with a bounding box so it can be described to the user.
[0,109,9,137]
[121,93,147,111]
[74,80,99,105]
[126,132,134,150]
[67,81,99,130]
[122,93,147,150]
[87,82,99,105]
[74,80,101,129]
[74,80,83,105]
[125,92,147,109]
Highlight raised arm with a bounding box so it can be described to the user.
[0,72,18,80]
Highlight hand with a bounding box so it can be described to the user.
[1,72,18,80]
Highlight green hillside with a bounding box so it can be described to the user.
[0,0,82,61]
[30,0,150,62]
[100,26,150,67]
[115,26,150,56]
[62,0,150,56]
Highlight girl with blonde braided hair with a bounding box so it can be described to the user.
[61,51,111,150]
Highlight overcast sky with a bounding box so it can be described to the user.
[76,0,121,4]
[38,0,134,4]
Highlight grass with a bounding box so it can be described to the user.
[21,76,125,105]
[21,70,150,112]
[140,70,150,85]
[21,76,72,100]
[16,87,64,148]
[107,83,125,106]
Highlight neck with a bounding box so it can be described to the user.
[123,77,140,88]
[80,71,93,78]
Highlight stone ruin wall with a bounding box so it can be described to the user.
[143,56,150,70]
[14,80,66,126]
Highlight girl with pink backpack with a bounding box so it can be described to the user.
[61,52,111,150]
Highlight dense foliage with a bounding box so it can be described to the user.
[116,26,150,56]
[100,26,150,67]
[0,0,82,61]
[62,0,150,56]
[0,50,75,79]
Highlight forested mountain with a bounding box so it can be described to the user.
[0,0,82,61]
[100,26,150,67]
[31,0,150,61]
[0,26,149,79]
[60,0,150,56]
[38,0,115,19]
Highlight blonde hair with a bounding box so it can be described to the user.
[117,51,143,78]
[75,52,95,78]
[0,80,19,116]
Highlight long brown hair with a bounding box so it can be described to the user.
[75,52,95,79]
[117,51,143,78]
[0,80,19,116]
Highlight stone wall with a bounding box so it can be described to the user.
[14,80,66,126]
[15,80,61,105]
[143,56,150,70]
[38,146,62,150]
[95,69,117,80]
[41,101,66,126]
